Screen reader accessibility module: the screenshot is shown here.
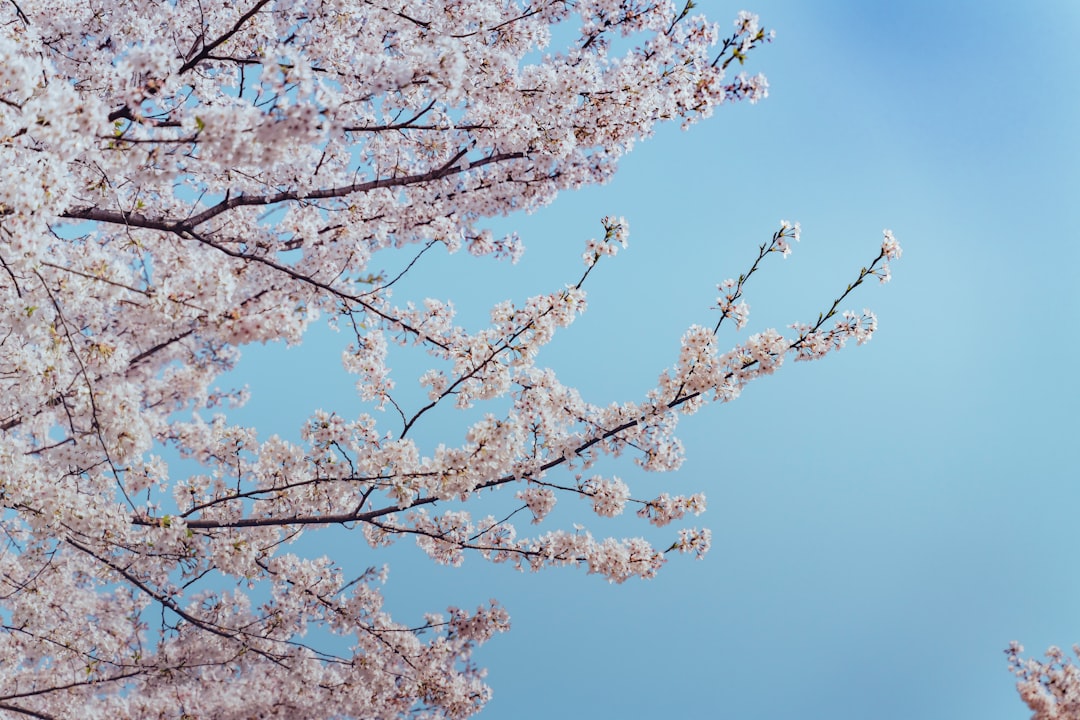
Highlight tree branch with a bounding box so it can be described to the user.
[179,0,273,75]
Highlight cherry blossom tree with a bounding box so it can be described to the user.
[0,1,900,717]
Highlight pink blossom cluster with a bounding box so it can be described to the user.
[0,1,901,717]
[672,527,712,559]
[582,215,630,266]
[582,475,632,517]
[636,492,707,526]
[1007,642,1080,720]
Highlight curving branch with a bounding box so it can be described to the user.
[179,0,274,75]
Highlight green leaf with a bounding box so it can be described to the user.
[195,116,205,132]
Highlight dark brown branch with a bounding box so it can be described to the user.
[0,670,142,706]
[7,0,29,26]
[344,122,491,132]
[126,330,196,369]
[58,151,528,353]
[0,702,58,720]
[63,537,285,666]
[179,0,273,74]
[61,151,525,232]
[183,228,448,349]
[349,99,436,132]
[177,149,522,229]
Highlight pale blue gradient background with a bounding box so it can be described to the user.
[219,1,1079,718]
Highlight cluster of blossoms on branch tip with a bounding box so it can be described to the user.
[0,1,901,718]
[1007,643,1080,720]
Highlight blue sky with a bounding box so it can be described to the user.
[221,1,1079,717]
